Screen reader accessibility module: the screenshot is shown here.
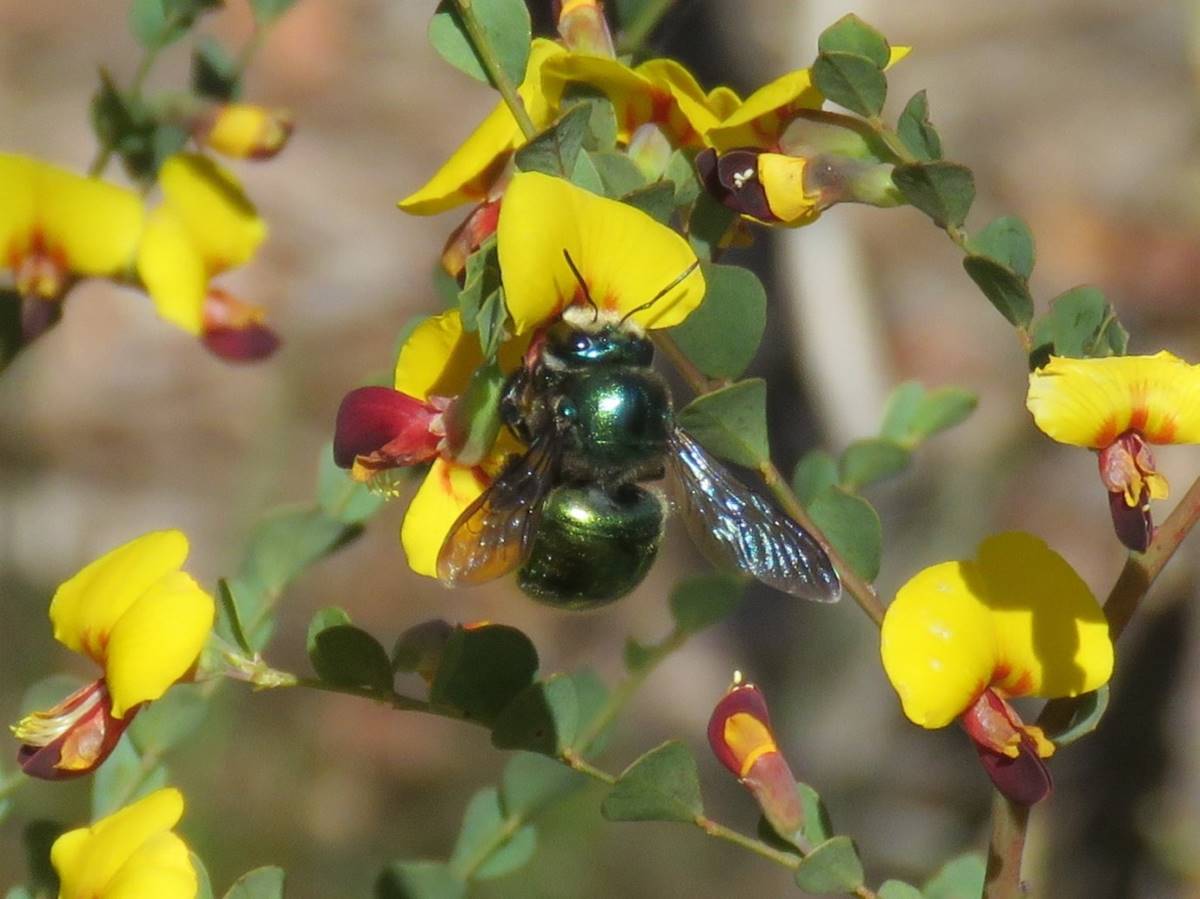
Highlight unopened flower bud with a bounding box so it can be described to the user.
[442,199,502,278]
[333,387,447,476]
[555,0,615,57]
[12,681,135,780]
[199,103,294,160]
[961,689,1054,806]
[201,288,280,362]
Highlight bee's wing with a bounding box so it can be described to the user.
[436,435,560,587]
[667,428,841,601]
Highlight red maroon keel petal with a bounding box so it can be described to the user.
[707,682,774,777]
[973,736,1053,806]
[333,386,441,469]
[16,683,138,780]
[1108,488,1154,553]
[203,324,281,362]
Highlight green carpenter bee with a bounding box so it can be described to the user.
[436,253,842,609]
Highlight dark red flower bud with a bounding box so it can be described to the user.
[333,386,443,470]
[14,680,137,781]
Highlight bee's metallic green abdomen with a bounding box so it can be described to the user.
[518,483,664,609]
[557,368,671,479]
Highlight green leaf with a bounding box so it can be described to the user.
[588,150,647,197]
[668,572,744,634]
[442,362,505,464]
[459,237,501,331]
[962,255,1033,328]
[797,782,834,844]
[892,161,975,229]
[90,71,168,183]
[817,14,890,68]
[839,438,911,491]
[969,216,1035,279]
[792,450,839,506]
[307,612,394,693]
[501,751,586,818]
[192,35,241,101]
[130,0,214,49]
[907,388,977,442]
[129,682,208,756]
[376,861,466,899]
[217,578,254,655]
[0,290,21,371]
[602,741,703,823]
[430,625,539,724]
[794,836,865,893]
[1030,286,1125,360]
[812,52,887,118]
[560,94,619,151]
[569,149,606,195]
[515,102,590,178]
[449,788,536,881]
[687,191,738,260]
[317,444,386,524]
[1051,685,1109,747]
[222,866,285,899]
[193,854,215,899]
[880,381,926,443]
[665,149,701,208]
[391,619,453,676]
[23,820,65,895]
[879,880,925,899]
[428,0,531,89]
[808,486,882,582]
[249,0,299,25]
[676,379,768,468]
[491,675,580,755]
[923,853,986,899]
[567,668,611,752]
[621,182,676,224]
[225,507,362,650]
[91,735,168,818]
[668,262,766,380]
[897,90,942,162]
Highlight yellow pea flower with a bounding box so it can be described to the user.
[497,171,704,335]
[52,788,197,899]
[0,153,142,302]
[12,530,214,780]
[1027,352,1200,551]
[881,532,1114,805]
[136,153,278,361]
[198,102,295,160]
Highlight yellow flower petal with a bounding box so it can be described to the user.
[50,531,190,666]
[399,39,564,215]
[136,207,207,334]
[104,570,215,717]
[52,787,188,899]
[157,154,265,275]
[497,172,704,333]
[0,154,38,266]
[758,153,821,225]
[705,85,742,120]
[203,103,293,160]
[401,458,493,577]
[38,163,143,277]
[98,832,196,899]
[881,560,997,729]
[974,532,1112,700]
[393,310,482,401]
[1027,352,1200,448]
[724,712,777,778]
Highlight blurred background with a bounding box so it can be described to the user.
[3,1,1200,896]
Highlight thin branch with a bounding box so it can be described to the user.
[982,793,1029,899]
[451,0,537,141]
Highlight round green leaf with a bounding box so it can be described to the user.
[880,381,926,444]
[812,52,887,117]
[475,825,537,880]
[1049,685,1109,747]
[501,752,586,818]
[222,866,285,899]
[817,14,890,68]
[794,836,865,893]
[839,438,911,491]
[428,0,531,90]
[668,572,744,634]
[677,379,769,468]
[792,450,839,506]
[908,388,977,441]
[430,625,539,725]
[601,741,703,823]
[376,861,466,899]
[807,486,882,582]
[192,854,214,899]
[892,161,975,229]
[192,36,241,101]
[879,880,925,899]
[307,615,394,693]
[969,216,1035,279]
[668,263,767,381]
[897,90,942,162]
[923,853,986,899]
[491,675,580,756]
[515,103,590,178]
[963,254,1033,328]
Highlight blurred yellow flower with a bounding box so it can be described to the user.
[1027,352,1200,550]
[0,153,142,301]
[881,532,1113,804]
[12,530,214,779]
[52,787,197,899]
[199,102,294,160]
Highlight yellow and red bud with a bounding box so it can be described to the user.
[441,199,502,278]
[961,689,1053,806]
[198,103,294,160]
[708,680,804,839]
[14,240,72,302]
[555,0,615,57]
[333,386,446,476]
[1098,431,1166,552]
[12,681,135,780]
[201,288,280,362]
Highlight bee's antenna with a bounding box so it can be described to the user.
[618,260,700,327]
[562,249,599,322]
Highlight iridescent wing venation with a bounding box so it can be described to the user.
[436,435,560,587]
[667,429,841,602]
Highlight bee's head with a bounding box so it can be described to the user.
[542,313,654,369]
